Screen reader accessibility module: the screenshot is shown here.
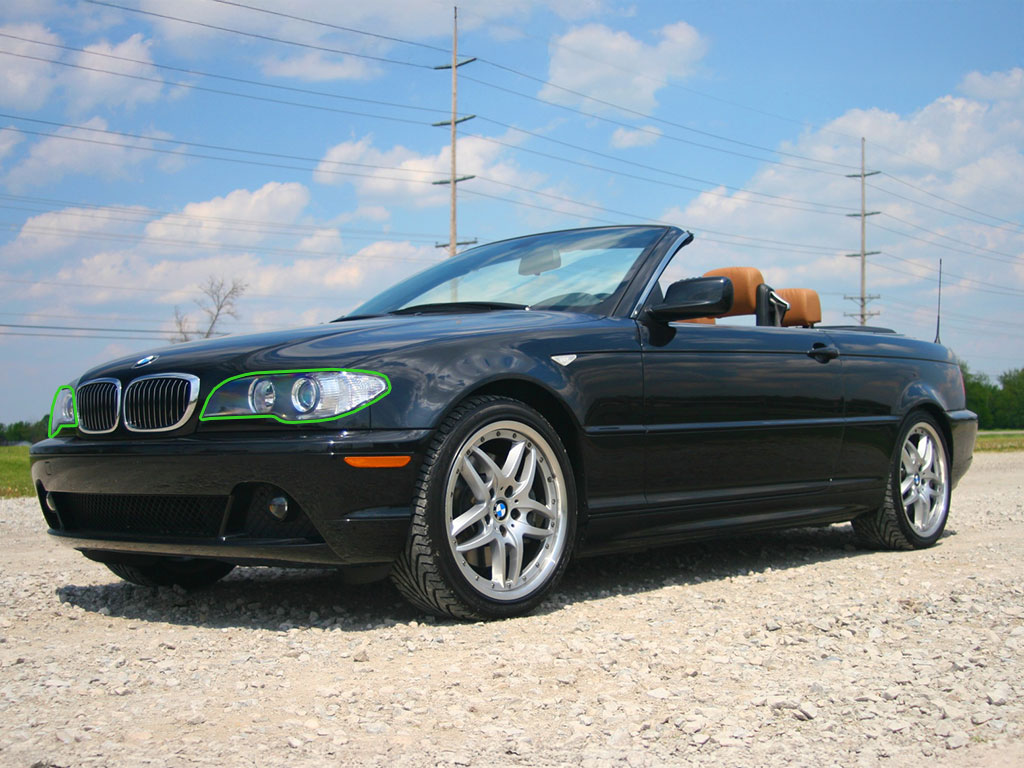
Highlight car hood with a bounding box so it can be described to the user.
[78,310,594,382]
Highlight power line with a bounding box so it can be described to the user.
[197,0,860,172]
[202,0,450,53]
[872,221,1023,265]
[867,180,1022,233]
[880,171,1022,229]
[0,330,177,341]
[0,322,225,336]
[468,67,859,171]
[0,50,430,126]
[463,74,848,177]
[462,128,855,216]
[0,192,446,240]
[82,0,432,69]
[0,113,444,178]
[871,258,1024,298]
[879,212,1023,260]
[0,31,447,115]
[878,251,1024,295]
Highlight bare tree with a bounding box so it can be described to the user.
[172,276,247,343]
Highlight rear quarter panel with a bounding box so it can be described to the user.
[824,329,970,492]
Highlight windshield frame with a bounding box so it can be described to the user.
[347,225,678,319]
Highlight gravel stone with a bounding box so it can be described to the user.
[1,452,1023,767]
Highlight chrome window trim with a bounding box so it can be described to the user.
[124,373,201,433]
[629,231,694,319]
[77,378,122,435]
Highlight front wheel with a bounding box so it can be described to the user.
[391,396,577,619]
[853,412,951,550]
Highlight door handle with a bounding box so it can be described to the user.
[807,343,839,363]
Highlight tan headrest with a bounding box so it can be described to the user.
[703,267,764,316]
[778,288,821,327]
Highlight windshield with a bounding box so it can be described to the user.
[350,226,669,316]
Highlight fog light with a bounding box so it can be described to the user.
[45,492,58,513]
[268,496,289,520]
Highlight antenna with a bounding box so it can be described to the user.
[934,258,943,344]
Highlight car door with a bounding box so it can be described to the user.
[640,321,844,514]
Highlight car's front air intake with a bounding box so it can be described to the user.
[123,374,200,432]
[77,379,120,434]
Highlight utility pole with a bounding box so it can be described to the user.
[844,137,881,325]
[432,7,477,259]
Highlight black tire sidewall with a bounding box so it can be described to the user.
[421,398,577,618]
[888,412,951,548]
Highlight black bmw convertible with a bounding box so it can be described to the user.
[31,225,977,619]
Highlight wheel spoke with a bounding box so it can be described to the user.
[455,526,495,553]
[450,502,488,538]
[516,497,557,520]
[459,455,492,502]
[501,440,527,484]
[912,497,930,528]
[512,446,537,497]
[505,533,524,586]
[470,447,503,483]
[918,437,934,473]
[901,444,918,472]
[491,537,507,586]
[900,476,915,495]
[516,520,553,540]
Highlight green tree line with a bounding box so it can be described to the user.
[0,415,48,445]
[961,365,1024,430]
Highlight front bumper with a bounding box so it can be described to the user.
[30,429,431,567]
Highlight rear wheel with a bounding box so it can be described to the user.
[853,412,950,550]
[103,558,235,589]
[391,396,576,619]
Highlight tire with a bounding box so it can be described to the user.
[852,412,951,550]
[391,396,577,620]
[104,558,235,589]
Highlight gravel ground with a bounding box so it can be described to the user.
[1,453,1022,767]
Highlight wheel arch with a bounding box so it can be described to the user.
[899,399,954,460]
[459,378,589,531]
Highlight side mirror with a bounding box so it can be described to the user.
[648,276,733,323]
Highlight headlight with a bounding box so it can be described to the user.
[48,386,77,437]
[200,369,390,424]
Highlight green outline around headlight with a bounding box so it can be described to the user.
[48,385,78,438]
[198,368,391,424]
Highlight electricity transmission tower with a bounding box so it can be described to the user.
[432,6,477,258]
[844,137,881,325]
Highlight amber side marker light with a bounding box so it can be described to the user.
[344,456,412,468]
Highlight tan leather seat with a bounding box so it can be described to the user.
[778,288,821,327]
[703,267,764,317]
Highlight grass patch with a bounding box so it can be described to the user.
[975,431,1024,452]
[0,446,33,498]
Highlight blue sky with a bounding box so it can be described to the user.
[1,0,1022,422]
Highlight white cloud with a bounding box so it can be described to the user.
[540,22,707,114]
[65,33,164,112]
[959,67,1024,102]
[261,51,379,82]
[2,116,155,190]
[0,23,62,111]
[314,133,548,212]
[144,182,311,246]
[610,125,662,148]
[0,128,24,166]
[0,204,150,263]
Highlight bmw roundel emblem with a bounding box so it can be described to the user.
[494,501,509,521]
[133,354,159,368]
